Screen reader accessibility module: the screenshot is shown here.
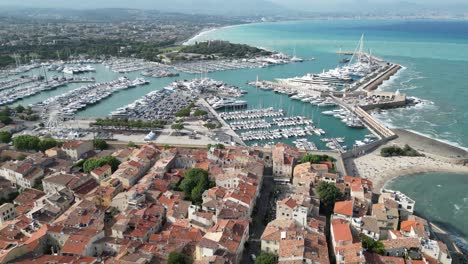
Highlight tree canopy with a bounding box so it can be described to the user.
[203,123,217,130]
[207,143,225,150]
[175,108,191,117]
[0,115,13,125]
[171,123,184,131]
[381,144,422,157]
[91,117,166,129]
[38,138,59,152]
[0,131,12,143]
[179,168,214,205]
[255,252,277,264]
[181,41,272,58]
[301,154,335,164]
[361,235,385,254]
[316,182,343,215]
[15,105,25,113]
[83,155,120,173]
[93,138,108,150]
[167,251,192,264]
[127,141,137,147]
[193,109,207,117]
[13,135,41,151]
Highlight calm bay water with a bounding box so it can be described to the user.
[189,20,468,247]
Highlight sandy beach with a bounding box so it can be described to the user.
[182,27,220,45]
[345,128,468,191]
[346,150,468,191]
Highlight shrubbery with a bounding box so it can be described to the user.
[181,41,272,58]
[301,154,336,164]
[91,117,166,129]
[381,144,422,157]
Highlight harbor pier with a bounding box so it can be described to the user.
[357,63,402,92]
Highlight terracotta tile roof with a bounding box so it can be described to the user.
[320,161,334,170]
[91,164,111,176]
[381,237,421,250]
[364,252,406,264]
[351,183,364,192]
[335,243,365,264]
[279,239,304,258]
[14,188,45,205]
[311,164,328,171]
[15,255,97,264]
[278,197,298,209]
[334,200,353,217]
[62,140,87,150]
[195,161,210,171]
[331,219,352,243]
[201,219,248,254]
[61,234,93,255]
[400,220,418,232]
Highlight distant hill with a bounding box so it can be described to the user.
[0,0,298,17]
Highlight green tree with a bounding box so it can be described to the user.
[93,138,108,150]
[191,184,205,205]
[38,138,59,152]
[255,252,277,264]
[167,251,192,264]
[171,123,184,135]
[0,115,13,125]
[127,141,137,147]
[0,131,12,143]
[301,154,335,164]
[215,143,225,149]
[101,155,120,172]
[203,123,217,130]
[179,168,212,204]
[17,154,27,161]
[13,135,40,151]
[193,109,207,117]
[25,106,34,115]
[0,107,10,116]
[316,182,343,215]
[83,155,120,173]
[175,108,191,117]
[361,235,385,254]
[15,105,25,113]
[83,159,103,173]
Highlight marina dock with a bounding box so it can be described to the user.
[199,98,246,146]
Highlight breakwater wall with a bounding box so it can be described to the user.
[360,64,402,92]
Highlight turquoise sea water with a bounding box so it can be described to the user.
[189,20,468,248]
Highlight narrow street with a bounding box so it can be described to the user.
[241,169,276,264]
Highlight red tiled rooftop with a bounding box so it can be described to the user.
[91,164,111,176]
[334,200,353,217]
[278,197,298,209]
[62,140,87,149]
[332,220,352,243]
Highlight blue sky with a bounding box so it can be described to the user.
[1,0,467,13]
